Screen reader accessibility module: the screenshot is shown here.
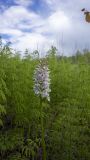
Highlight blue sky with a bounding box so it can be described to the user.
[0,0,90,56]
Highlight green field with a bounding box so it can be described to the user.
[0,43,90,160]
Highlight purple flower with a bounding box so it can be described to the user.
[33,62,51,101]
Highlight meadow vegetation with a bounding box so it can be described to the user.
[0,39,90,160]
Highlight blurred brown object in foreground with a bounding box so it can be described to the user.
[81,8,90,23]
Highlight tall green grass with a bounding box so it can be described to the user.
[0,43,90,160]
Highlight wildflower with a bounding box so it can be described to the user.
[33,61,51,101]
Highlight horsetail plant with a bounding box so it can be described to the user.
[33,60,51,160]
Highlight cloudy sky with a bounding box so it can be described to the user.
[0,0,90,56]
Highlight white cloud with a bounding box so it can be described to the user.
[2,38,6,44]
[0,5,44,36]
[10,9,71,54]
[0,4,71,54]
[47,11,71,32]
[11,33,54,56]
[0,6,41,28]
[1,0,90,56]
[0,5,49,54]
[34,10,71,34]
[44,0,90,10]
[0,28,23,36]
[14,0,33,6]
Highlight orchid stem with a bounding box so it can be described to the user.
[40,97,46,160]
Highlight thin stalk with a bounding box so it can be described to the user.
[40,97,46,160]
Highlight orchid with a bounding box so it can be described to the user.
[33,60,51,160]
[33,61,51,101]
